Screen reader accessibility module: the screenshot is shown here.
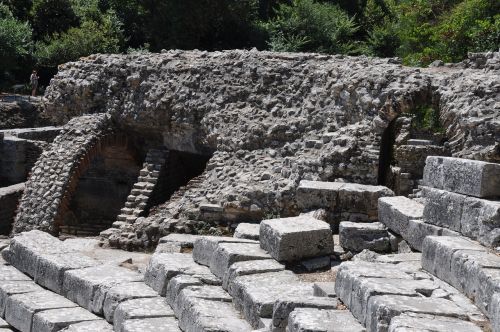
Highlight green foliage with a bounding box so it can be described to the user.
[263,0,358,53]
[3,0,32,20]
[35,11,122,67]
[410,105,444,133]
[0,4,33,80]
[31,0,79,38]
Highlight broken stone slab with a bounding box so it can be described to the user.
[209,242,270,278]
[388,312,483,332]
[192,236,258,266]
[229,271,313,328]
[5,290,78,332]
[222,259,285,290]
[176,297,252,332]
[62,265,144,315]
[339,222,390,253]
[144,252,214,296]
[113,297,175,332]
[0,281,44,316]
[366,295,469,332]
[423,156,500,198]
[2,230,74,278]
[272,296,339,331]
[259,215,334,262]
[313,282,336,298]
[34,252,99,294]
[102,282,159,322]
[32,307,101,332]
[234,223,260,240]
[156,234,202,253]
[378,196,424,237]
[121,317,181,332]
[60,320,113,332]
[287,308,365,332]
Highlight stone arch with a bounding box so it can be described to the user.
[12,114,123,235]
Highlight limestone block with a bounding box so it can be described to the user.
[421,186,465,231]
[192,236,257,266]
[121,317,181,332]
[423,156,500,198]
[271,296,339,331]
[234,223,260,240]
[338,222,390,253]
[0,265,31,282]
[222,259,284,290]
[229,271,312,328]
[61,320,113,332]
[113,297,174,332]
[62,265,143,314]
[259,216,334,262]
[102,282,158,322]
[176,297,252,332]
[461,196,500,248]
[296,180,343,210]
[287,308,365,332]
[156,233,201,253]
[313,282,336,298]
[366,295,468,332]
[209,242,270,278]
[5,290,78,332]
[32,307,101,332]
[491,294,500,332]
[3,230,71,277]
[166,275,204,307]
[388,313,482,332]
[144,252,213,296]
[378,196,423,237]
[0,281,43,316]
[34,252,99,294]
[406,219,459,251]
[172,285,232,316]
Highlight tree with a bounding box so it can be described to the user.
[263,0,358,54]
[31,0,79,39]
[35,11,122,67]
[4,0,33,21]
[0,4,33,82]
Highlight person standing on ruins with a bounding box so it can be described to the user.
[30,70,39,97]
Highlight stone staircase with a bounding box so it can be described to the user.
[113,148,168,228]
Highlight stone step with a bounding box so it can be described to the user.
[234,223,260,241]
[296,180,394,221]
[421,186,500,248]
[422,235,500,331]
[423,156,500,198]
[287,308,365,332]
[334,253,489,332]
[338,221,390,253]
[2,231,183,331]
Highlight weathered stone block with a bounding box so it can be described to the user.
[192,236,258,266]
[32,307,100,332]
[156,233,201,253]
[166,275,204,307]
[222,259,284,290]
[209,242,270,278]
[0,281,43,316]
[491,294,500,332]
[5,290,78,332]
[272,296,339,331]
[260,216,334,262]
[423,156,500,198]
[406,219,459,251]
[366,295,468,332]
[296,180,343,210]
[339,221,390,253]
[173,285,232,317]
[378,196,423,237]
[102,282,158,322]
[234,223,260,240]
[421,186,465,231]
[113,297,174,332]
[121,317,181,332]
[461,196,500,248]
[62,265,143,314]
[388,313,482,332]
[144,252,213,296]
[61,320,113,332]
[287,308,365,332]
[313,282,336,298]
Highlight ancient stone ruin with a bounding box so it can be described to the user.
[0,50,498,331]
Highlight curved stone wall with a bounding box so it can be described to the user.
[13,114,114,234]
